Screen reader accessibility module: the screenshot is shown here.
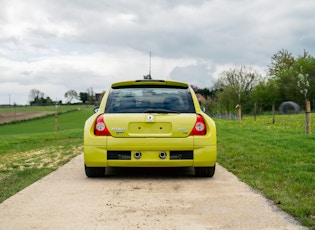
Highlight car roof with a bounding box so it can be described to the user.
[111,79,189,89]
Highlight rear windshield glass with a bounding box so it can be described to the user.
[105,86,195,113]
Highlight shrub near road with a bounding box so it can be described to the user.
[0,106,93,203]
[215,114,315,228]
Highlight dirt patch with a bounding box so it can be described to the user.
[0,146,83,181]
[0,111,55,124]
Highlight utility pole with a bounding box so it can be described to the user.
[55,100,59,132]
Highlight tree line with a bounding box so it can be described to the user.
[196,49,314,117]
[29,87,103,106]
[29,49,314,117]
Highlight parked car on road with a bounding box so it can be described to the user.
[84,79,217,177]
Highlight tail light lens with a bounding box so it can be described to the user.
[190,114,206,135]
[94,115,111,136]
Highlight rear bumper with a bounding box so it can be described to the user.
[84,137,216,167]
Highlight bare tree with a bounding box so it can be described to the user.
[87,87,96,104]
[29,89,44,105]
[216,66,262,122]
[64,90,78,104]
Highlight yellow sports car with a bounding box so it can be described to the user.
[84,79,217,177]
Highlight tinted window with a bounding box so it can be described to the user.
[105,86,195,113]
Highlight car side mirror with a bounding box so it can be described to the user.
[93,106,99,113]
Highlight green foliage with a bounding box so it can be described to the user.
[250,79,279,111]
[216,114,315,228]
[79,92,88,103]
[268,49,295,77]
[209,49,315,115]
[268,49,315,108]
[295,56,315,101]
[217,86,238,113]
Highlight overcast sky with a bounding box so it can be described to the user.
[1,0,315,105]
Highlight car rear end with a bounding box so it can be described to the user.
[84,79,217,177]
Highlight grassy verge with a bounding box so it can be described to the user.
[0,105,94,203]
[215,114,315,228]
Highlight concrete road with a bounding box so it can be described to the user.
[0,154,306,230]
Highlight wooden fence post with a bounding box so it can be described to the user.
[238,105,242,124]
[55,102,59,132]
[305,100,311,134]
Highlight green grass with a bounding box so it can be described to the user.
[215,114,315,228]
[0,105,94,203]
[0,105,93,135]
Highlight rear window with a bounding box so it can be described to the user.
[105,86,195,113]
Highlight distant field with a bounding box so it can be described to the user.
[0,105,84,124]
[0,106,92,135]
[0,111,54,124]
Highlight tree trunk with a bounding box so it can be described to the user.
[238,105,242,124]
[272,103,275,124]
[305,100,311,134]
[254,102,257,121]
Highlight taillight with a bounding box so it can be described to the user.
[190,114,206,135]
[94,115,111,136]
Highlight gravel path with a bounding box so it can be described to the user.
[0,154,306,229]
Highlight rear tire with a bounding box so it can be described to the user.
[195,165,215,177]
[85,165,106,177]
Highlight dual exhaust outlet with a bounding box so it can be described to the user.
[134,151,167,160]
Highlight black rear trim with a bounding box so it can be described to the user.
[170,151,193,160]
[107,151,131,160]
[135,80,165,83]
[112,85,188,89]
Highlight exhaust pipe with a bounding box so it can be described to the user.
[159,151,167,159]
[134,151,142,159]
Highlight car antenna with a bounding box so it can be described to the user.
[143,51,152,80]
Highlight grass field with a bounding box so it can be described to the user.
[0,107,314,228]
[215,114,315,228]
[0,105,83,124]
[0,105,94,204]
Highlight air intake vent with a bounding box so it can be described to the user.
[107,151,131,160]
[170,151,193,160]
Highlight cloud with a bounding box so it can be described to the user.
[169,62,214,87]
[1,0,315,104]
[0,50,196,104]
